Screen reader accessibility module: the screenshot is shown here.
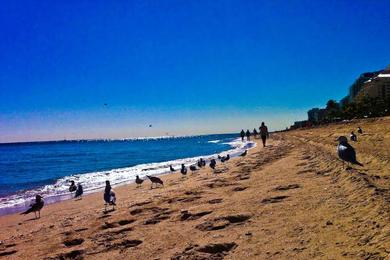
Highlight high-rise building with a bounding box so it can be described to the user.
[349,71,380,101]
[356,66,390,101]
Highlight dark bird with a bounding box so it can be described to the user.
[104,103,108,106]
[209,159,216,170]
[170,165,175,172]
[74,183,83,199]
[104,181,116,211]
[146,175,164,188]
[149,124,152,128]
[180,164,187,176]
[350,131,357,142]
[197,160,202,168]
[337,136,363,169]
[69,180,77,193]
[221,154,230,162]
[197,158,206,168]
[240,150,247,157]
[135,175,144,187]
[357,127,363,134]
[218,155,222,160]
[21,195,44,219]
[189,165,198,173]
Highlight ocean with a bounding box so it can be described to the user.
[0,134,255,215]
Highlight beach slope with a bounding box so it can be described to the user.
[0,117,389,259]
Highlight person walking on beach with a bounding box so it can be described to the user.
[259,122,269,147]
[240,129,245,141]
[253,128,258,139]
[246,130,251,141]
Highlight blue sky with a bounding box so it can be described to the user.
[1,0,390,142]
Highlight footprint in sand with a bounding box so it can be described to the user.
[272,184,300,191]
[144,211,172,225]
[166,191,203,204]
[0,250,18,257]
[172,242,237,259]
[54,249,84,259]
[63,238,84,247]
[261,196,289,204]
[196,214,251,231]
[206,179,234,188]
[232,186,248,192]
[101,219,135,229]
[208,198,223,204]
[179,210,213,221]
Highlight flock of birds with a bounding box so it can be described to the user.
[20,149,247,219]
[134,151,244,189]
[20,127,365,220]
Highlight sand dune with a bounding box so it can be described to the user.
[0,117,389,259]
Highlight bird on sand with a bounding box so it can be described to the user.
[135,175,144,187]
[180,164,187,177]
[69,180,77,193]
[21,195,44,219]
[221,154,230,162]
[170,165,175,172]
[146,175,164,188]
[189,165,198,173]
[240,150,247,157]
[337,136,363,169]
[357,127,363,134]
[104,181,116,211]
[209,159,216,170]
[74,183,83,199]
[350,131,357,142]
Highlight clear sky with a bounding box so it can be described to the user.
[1,0,390,143]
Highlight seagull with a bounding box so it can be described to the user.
[74,183,83,199]
[350,131,357,142]
[337,136,363,169]
[135,175,144,187]
[146,175,164,188]
[240,150,247,157]
[21,195,44,219]
[209,159,216,170]
[221,154,230,162]
[197,158,206,168]
[189,165,198,173]
[180,164,187,177]
[170,165,175,172]
[104,181,116,211]
[69,180,77,193]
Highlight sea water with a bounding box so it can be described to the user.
[0,134,255,215]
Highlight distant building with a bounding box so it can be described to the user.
[356,66,390,101]
[308,108,327,123]
[291,120,308,129]
[349,71,380,102]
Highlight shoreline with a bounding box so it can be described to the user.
[0,138,256,217]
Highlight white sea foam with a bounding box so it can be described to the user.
[0,138,256,213]
[207,140,220,143]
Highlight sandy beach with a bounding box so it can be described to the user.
[0,117,389,259]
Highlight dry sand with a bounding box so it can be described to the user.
[0,117,389,259]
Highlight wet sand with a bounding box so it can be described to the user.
[0,117,389,259]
